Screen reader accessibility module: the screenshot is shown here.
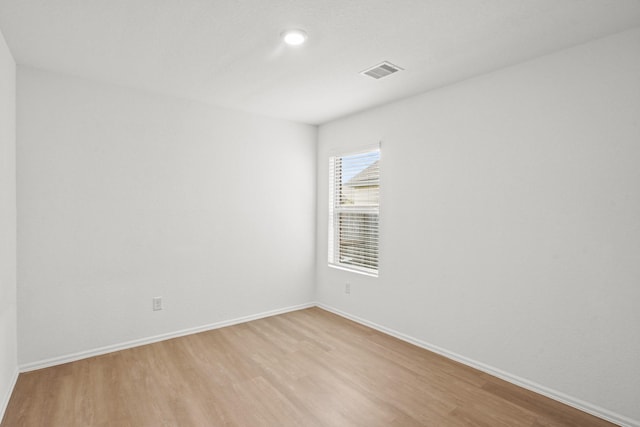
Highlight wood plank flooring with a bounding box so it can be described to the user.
[1,307,616,426]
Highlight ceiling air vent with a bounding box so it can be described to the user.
[360,61,404,79]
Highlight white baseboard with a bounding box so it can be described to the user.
[0,368,19,423]
[19,302,315,373]
[316,303,638,427]
[15,301,638,427]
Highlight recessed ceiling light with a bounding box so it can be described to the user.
[281,29,308,46]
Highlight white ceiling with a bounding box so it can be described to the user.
[1,0,640,125]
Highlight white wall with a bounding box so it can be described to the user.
[317,28,640,424]
[0,26,17,419]
[17,67,316,366]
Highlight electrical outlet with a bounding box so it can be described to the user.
[152,296,163,311]
[345,283,351,294]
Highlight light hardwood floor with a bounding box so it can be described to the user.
[2,307,616,426]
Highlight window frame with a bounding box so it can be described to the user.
[328,145,380,277]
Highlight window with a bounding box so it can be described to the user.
[328,146,380,276]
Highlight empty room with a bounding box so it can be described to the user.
[1,1,639,426]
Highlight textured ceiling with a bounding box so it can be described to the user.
[1,0,640,125]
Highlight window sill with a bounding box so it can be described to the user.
[328,263,378,278]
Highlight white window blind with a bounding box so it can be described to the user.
[328,146,380,276]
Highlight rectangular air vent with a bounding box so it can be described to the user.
[360,61,404,79]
